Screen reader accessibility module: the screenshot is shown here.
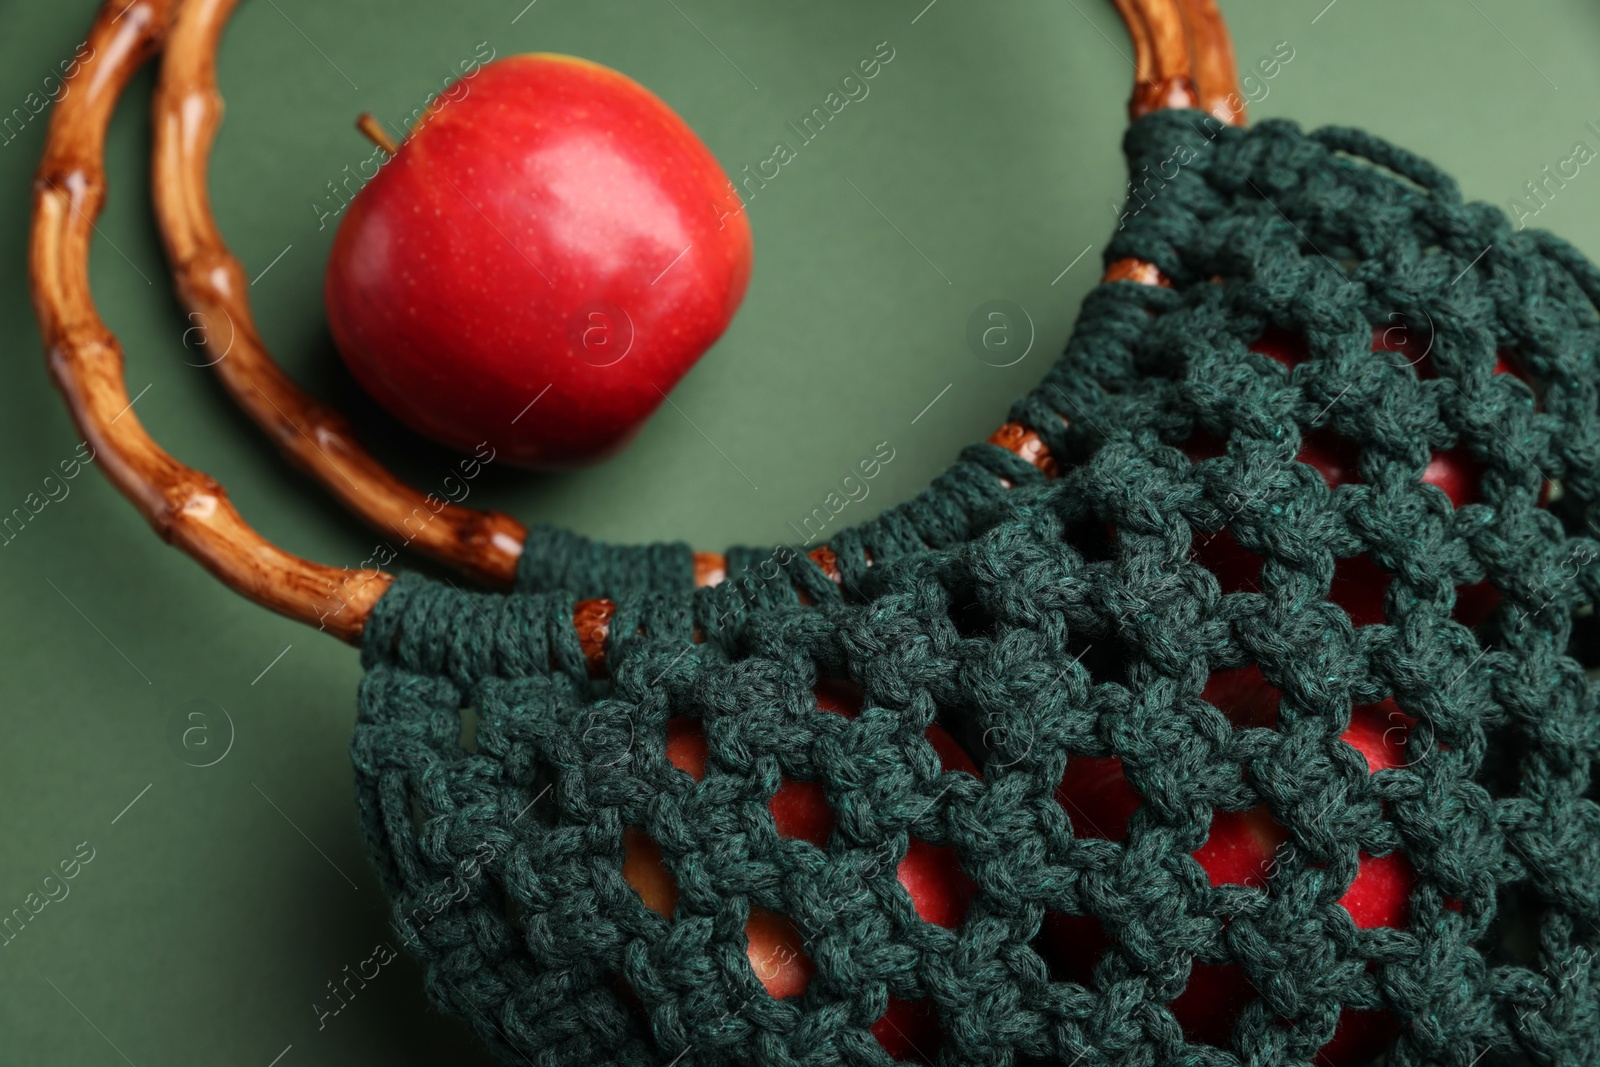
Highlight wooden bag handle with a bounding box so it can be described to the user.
[33,0,390,645]
[35,0,1240,656]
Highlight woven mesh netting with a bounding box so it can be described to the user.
[350,111,1600,1066]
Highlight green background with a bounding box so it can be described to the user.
[0,0,1597,1063]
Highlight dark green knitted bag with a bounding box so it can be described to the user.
[351,109,1600,1067]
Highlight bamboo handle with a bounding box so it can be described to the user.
[1176,0,1246,124]
[1116,0,1200,117]
[31,0,393,645]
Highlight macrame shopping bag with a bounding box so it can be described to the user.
[31,0,1600,1064]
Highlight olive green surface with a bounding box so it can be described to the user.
[1,1,1598,1063]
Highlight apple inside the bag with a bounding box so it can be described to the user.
[622,682,978,1063]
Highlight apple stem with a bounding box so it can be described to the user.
[356,113,401,157]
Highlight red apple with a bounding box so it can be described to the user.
[1047,666,1415,1063]
[1188,327,1529,627]
[622,682,978,1062]
[325,54,752,469]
